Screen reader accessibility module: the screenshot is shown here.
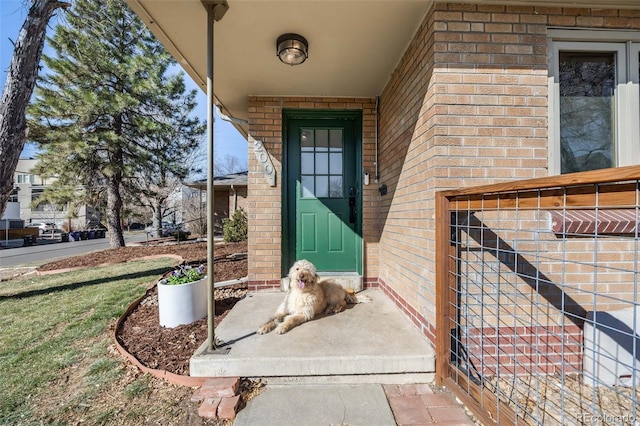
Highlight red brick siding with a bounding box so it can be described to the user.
[461,325,583,376]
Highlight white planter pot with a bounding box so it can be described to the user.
[157,277,208,328]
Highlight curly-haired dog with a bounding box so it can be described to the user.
[257,259,371,335]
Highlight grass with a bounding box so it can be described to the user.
[0,258,177,425]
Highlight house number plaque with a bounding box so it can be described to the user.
[251,136,276,187]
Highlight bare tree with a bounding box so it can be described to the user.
[214,154,247,176]
[0,0,69,218]
[131,175,185,232]
[182,188,207,237]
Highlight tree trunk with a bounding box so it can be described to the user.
[154,198,163,236]
[106,176,126,248]
[0,0,69,218]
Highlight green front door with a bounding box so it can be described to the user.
[285,112,362,274]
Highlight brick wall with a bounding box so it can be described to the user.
[214,186,248,232]
[241,4,640,343]
[458,209,640,316]
[376,4,640,344]
[246,97,377,291]
[460,325,583,376]
[232,186,248,216]
[213,191,229,232]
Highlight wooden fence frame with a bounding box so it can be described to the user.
[435,164,640,425]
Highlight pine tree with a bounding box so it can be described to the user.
[27,0,204,247]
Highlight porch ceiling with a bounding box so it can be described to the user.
[126,0,430,125]
[127,0,640,127]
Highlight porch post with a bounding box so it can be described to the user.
[203,0,228,352]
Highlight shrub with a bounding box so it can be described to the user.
[222,207,247,242]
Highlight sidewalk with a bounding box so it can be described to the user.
[234,382,478,426]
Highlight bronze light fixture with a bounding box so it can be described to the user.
[276,33,308,65]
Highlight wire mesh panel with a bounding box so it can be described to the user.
[437,171,640,426]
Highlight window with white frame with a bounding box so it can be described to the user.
[16,174,34,184]
[548,30,640,175]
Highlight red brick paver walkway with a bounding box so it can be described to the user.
[384,383,478,425]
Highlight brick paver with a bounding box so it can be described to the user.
[388,394,434,425]
[384,383,477,426]
[193,377,241,421]
[217,395,241,420]
[197,398,221,419]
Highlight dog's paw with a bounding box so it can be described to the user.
[324,304,344,315]
[275,325,288,334]
[257,324,272,334]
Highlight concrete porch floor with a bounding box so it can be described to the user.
[190,289,436,382]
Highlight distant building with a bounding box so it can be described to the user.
[183,171,248,233]
[11,158,100,231]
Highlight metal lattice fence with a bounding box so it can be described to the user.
[436,167,640,426]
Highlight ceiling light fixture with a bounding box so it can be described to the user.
[276,33,308,66]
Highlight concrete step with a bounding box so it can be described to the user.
[190,289,436,382]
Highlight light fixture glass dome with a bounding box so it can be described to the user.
[277,33,308,66]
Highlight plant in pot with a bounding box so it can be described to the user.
[157,263,208,328]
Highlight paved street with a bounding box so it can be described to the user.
[0,232,150,267]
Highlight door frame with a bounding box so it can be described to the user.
[282,109,363,276]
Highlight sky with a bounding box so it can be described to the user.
[0,0,249,177]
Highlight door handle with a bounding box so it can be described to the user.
[348,186,356,224]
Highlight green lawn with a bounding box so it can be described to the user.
[0,258,177,425]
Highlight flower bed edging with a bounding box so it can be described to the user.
[114,284,209,387]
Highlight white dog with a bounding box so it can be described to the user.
[257,259,371,335]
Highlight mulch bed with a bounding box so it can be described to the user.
[116,284,247,375]
[39,239,247,272]
[113,241,248,376]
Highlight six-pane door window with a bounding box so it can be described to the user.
[300,128,344,198]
